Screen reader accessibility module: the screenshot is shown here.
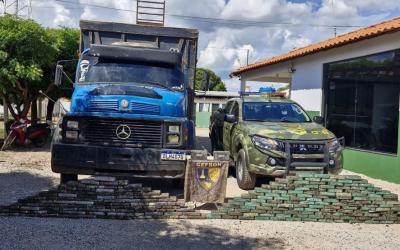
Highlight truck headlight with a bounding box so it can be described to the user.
[167,135,180,144]
[168,125,180,133]
[252,135,281,152]
[67,120,79,129]
[65,131,79,140]
[327,138,341,153]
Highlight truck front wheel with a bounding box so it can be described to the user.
[236,149,256,190]
[60,173,78,184]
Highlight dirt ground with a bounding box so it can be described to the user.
[0,128,400,249]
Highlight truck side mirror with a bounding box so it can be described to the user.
[54,64,64,86]
[313,116,324,124]
[224,114,237,123]
[201,71,210,91]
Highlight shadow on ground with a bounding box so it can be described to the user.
[0,217,285,249]
[1,142,51,153]
[0,171,55,206]
[0,172,285,249]
[196,133,211,152]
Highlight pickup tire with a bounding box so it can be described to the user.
[236,149,256,190]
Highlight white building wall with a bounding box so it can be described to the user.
[291,89,322,112]
[289,31,400,112]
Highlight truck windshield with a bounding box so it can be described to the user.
[77,56,184,89]
[243,102,311,123]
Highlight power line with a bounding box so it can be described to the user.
[52,0,362,29]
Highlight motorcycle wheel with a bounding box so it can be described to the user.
[1,133,16,151]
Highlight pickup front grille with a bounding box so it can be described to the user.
[289,142,325,154]
[81,118,163,148]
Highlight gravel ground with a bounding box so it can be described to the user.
[1,130,400,249]
[0,217,399,250]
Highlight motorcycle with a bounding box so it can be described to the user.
[1,116,51,151]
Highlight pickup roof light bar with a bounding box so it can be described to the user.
[239,91,287,98]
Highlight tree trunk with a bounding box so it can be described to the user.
[31,98,38,125]
[3,97,8,139]
[46,99,55,122]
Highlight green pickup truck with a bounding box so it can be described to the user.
[209,94,343,190]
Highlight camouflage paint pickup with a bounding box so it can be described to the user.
[209,95,343,190]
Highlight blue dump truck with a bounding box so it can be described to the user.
[52,20,203,183]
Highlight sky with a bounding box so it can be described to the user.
[2,0,400,91]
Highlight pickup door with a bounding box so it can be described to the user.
[223,101,239,153]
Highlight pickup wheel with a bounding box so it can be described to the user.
[236,149,256,190]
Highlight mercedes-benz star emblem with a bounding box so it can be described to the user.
[116,125,131,140]
[121,99,129,108]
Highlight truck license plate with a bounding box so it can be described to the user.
[160,151,186,161]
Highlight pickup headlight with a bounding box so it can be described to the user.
[252,135,282,152]
[327,138,341,153]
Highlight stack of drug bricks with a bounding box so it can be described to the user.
[0,176,206,219]
[209,174,400,224]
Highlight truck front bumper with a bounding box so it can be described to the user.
[51,143,186,178]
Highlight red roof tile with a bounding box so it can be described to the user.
[231,17,400,76]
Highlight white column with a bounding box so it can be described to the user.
[240,78,246,93]
[38,99,42,122]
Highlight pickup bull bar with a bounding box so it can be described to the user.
[283,137,345,177]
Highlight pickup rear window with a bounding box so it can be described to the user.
[243,102,311,123]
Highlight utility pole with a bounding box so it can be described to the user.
[1,0,32,18]
[246,49,250,65]
[331,0,336,37]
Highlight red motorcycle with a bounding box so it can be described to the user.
[1,116,51,151]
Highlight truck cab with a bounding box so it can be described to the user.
[210,93,344,190]
[51,20,198,183]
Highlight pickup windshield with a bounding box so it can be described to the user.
[243,102,311,122]
[77,56,184,89]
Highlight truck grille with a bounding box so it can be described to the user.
[131,102,160,115]
[81,118,163,148]
[87,100,119,112]
[87,100,160,115]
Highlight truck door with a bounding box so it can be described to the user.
[223,101,239,152]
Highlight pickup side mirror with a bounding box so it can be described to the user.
[54,64,64,86]
[224,114,237,123]
[217,108,225,113]
[313,116,324,124]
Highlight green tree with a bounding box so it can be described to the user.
[0,15,57,119]
[43,27,80,121]
[195,68,226,91]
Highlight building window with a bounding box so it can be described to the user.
[199,103,210,112]
[324,50,400,154]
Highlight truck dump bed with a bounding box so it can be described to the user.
[80,20,198,69]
